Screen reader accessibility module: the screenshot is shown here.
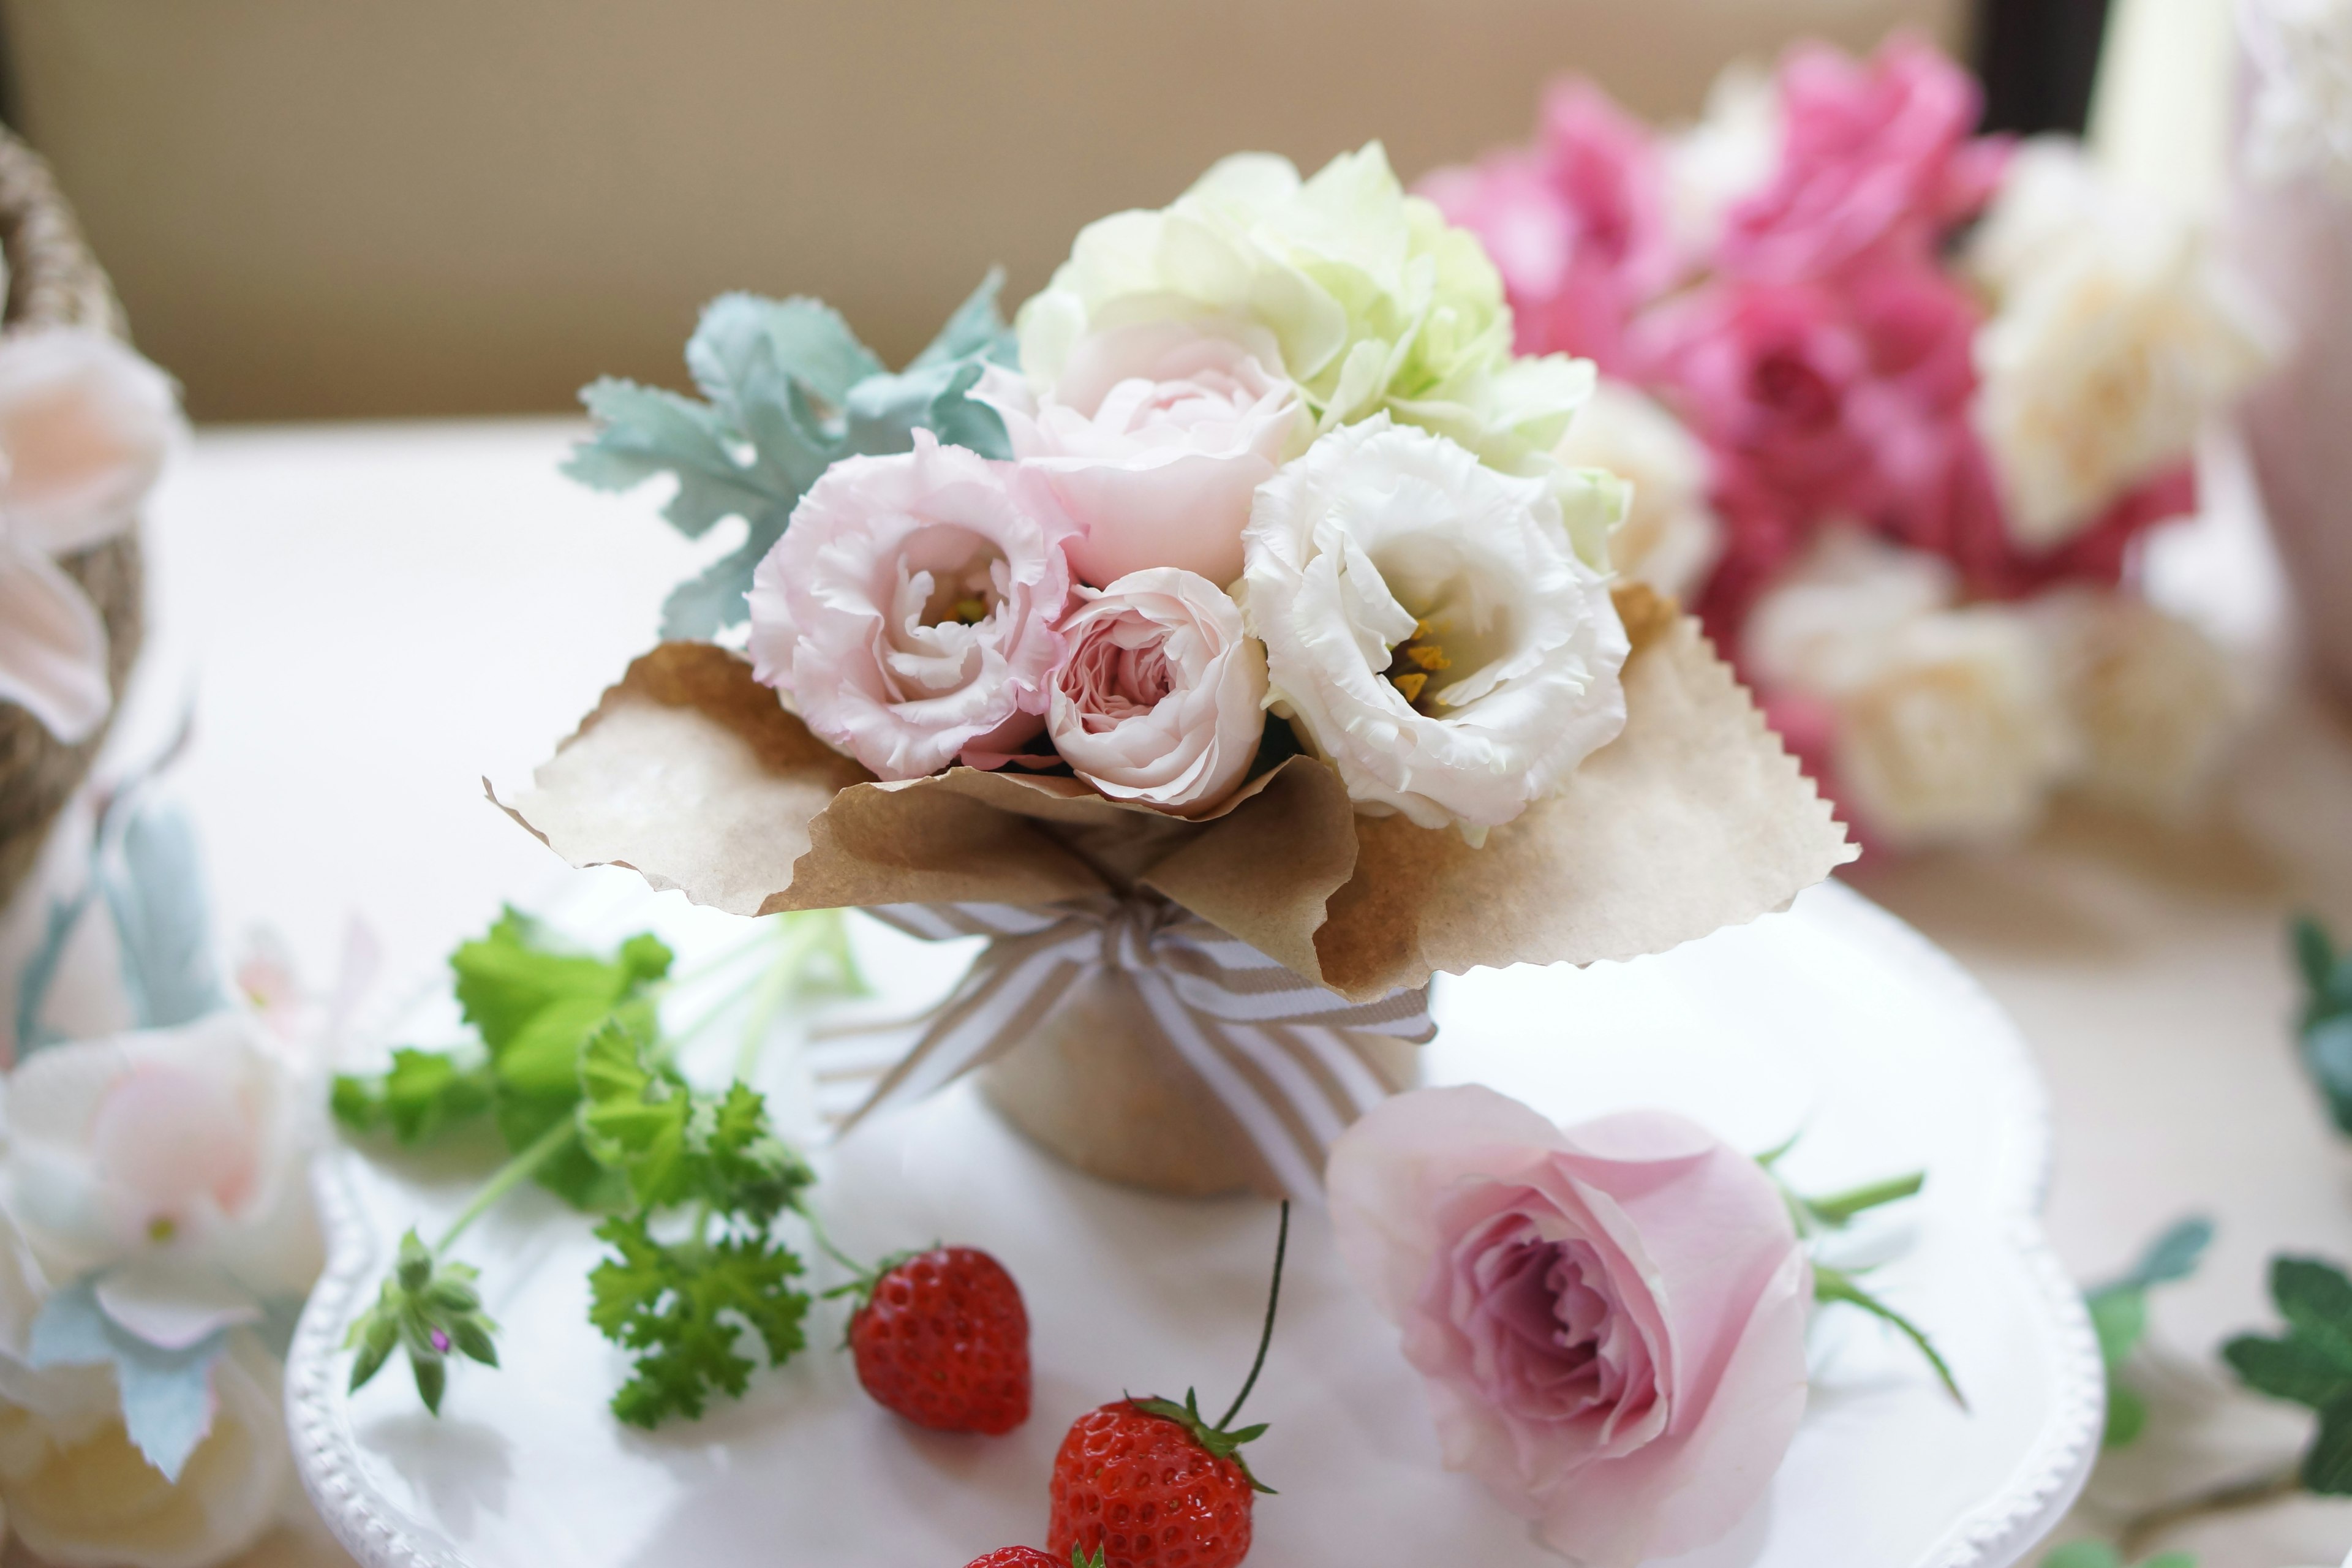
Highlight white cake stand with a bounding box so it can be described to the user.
[287,881,2099,1568]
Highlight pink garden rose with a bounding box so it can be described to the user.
[976,318,1305,589]
[747,431,1078,780]
[1419,81,1678,374]
[1046,567,1267,815]
[1720,33,2009,281]
[1328,1085,1811,1568]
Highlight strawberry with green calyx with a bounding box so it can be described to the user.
[1047,1203,1289,1568]
[964,1550,1106,1568]
[824,1238,1033,1434]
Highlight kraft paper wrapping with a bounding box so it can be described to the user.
[494,586,1856,1001]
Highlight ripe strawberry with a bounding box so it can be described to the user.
[842,1245,1031,1434]
[963,1550,1104,1568]
[1046,1205,1289,1568]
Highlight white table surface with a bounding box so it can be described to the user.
[72,418,2352,1567]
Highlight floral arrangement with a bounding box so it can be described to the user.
[514,141,1850,1199]
[1421,35,2281,850]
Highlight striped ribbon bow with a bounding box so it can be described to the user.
[813,897,1434,1197]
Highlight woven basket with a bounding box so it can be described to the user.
[0,128,137,910]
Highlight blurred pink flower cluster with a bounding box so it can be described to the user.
[1424,36,2277,850]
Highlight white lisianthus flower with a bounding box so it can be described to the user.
[1555,379,1722,604]
[1240,417,1629,841]
[1017,142,1619,559]
[1967,140,2280,549]
[0,1333,291,1568]
[2,1011,320,1314]
[1664,62,1781,260]
[2035,590,2242,817]
[1742,529,1961,693]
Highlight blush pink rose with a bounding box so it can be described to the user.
[975,319,1305,589]
[747,431,1079,780]
[1327,1084,1811,1568]
[1721,33,2010,282]
[1419,80,1678,374]
[1047,567,1267,815]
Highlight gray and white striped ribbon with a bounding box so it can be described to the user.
[808,897,1433,1197]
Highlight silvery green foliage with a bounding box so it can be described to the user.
[564,271,1019,639]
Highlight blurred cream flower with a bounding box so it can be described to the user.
[2242,0,2352,197]
[1016,143,1624,562]
[1664,62,1781,260]
[2037,591,2242,817]
[1555,378,1722,603]
[1967,140,2278,549]
[0,1334,290,1568]
[1744,532,2073,846]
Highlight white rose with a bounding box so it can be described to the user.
[0,328,182,744]
[1554,378,1722,604]
[1047,568,1267,816]
[1968,140,2280,549]
[2036,590,2242,816]
[974,318,1306,588]
[0,1333,290,1568]
[2,1012,318,1310]
[1240,417,1629,840]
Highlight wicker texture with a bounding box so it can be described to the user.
[0,127,138,908]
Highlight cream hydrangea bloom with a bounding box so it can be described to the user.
[1967,140,2279,549]
[1018,143,1626,565]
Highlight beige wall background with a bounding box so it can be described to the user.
[3,0,1964,421]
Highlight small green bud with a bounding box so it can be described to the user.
[395,1230,434,1293]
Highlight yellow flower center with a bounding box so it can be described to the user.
[1384,619,1453,713]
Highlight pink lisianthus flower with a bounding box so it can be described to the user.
[1046,567,1267,816]
[1328,1085,1811,1568]
[747,431,1079,780]
[974,318,1304,590]
[1419,81,1678,373]
[1721,33,2010,282]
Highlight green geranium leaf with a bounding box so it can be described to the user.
[2038,1544,2121,1568]
[2299,1015,2352,1139]
[2305,1396,2352,1494]
[2297,914,2338,1002]
[2089,1288,2147,1371]
[330,1047,495,1147]
[588,1213,810,1429]
[2102,1382,2147,1447]
[2272,1256,2352,1366]
[2223,1332,2352,1409]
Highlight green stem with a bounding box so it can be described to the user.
[433,1116,579,1254]
[1807,1172,1926,1226]
[2114,1463,2302,1557]
[660,919,782,994]
[733,916,829,1080]
[664,961,775,1054]
[1218,1201,1290,1431]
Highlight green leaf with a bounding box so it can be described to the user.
[2102,1381,2147,1447]
[688,293,882,413]
[332,1048,496,1147]
[907,268,1016,372]
[587,1213,810,1428]
[495,1091,626,1210]
[2037,1544,2121,1568]
[2305,1396,2352,1493]
[2299,1015,2352,1138]
[2088,1287,2149,1371]
[2272,1257,2352,1365]
[2122,1217,2215,1293]
[2224,1332,2352,1409]
[564,379,783,540]
[656,509,791,640]
[578,1019,694,1210]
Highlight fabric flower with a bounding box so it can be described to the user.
[0,1333,290,1568]
[2,1012,315,1302]
[1967,140,2279,548]
[1016,143,1596,488]
[1418,81,1679,374]
[2036,590,2241,818]
[1327,1085,1811,1568]
[747,431,1080,780]
[0,328,181,744]
[1719,33,2008,282]
[1239,417,1628,840]
[973,318,1305,588]
[1046,568,1266,815]
[1552,379,1721,604]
